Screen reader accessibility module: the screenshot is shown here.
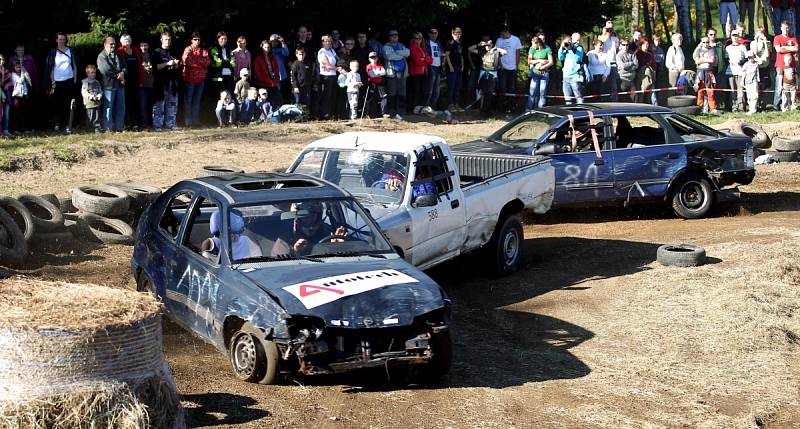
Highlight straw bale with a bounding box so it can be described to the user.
[0,277,161,331]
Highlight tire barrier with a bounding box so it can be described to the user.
[197,165,244,177]
[0,182,163,267]
[0,277,184,428]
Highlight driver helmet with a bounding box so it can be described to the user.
[210,209,245,237]
[291,201,324,234]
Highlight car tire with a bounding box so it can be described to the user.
[487,214,523,276]
[735,123,770,149]
[136,271,161,301]
[772,137,800,152]
[106,182,162,212]
[59,194,77,214]
[672,105,702,115]
[0,207,27,263]
[671,173,714,219]
[72,185,131,217]
[657,243,706,267]
[32,230,74,250]
[198,165,244,177]
[667,95,697,108]
[229,322,280,384]
[424,329,453,380]
[39,193,61,209]
[0,196,35,242]
[82,213,135,245]
[17,194,65,233]
[769,150,800,162]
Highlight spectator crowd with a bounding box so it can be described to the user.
[2,5,800,136]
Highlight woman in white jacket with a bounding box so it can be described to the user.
[587,39,610,101]
[665,33,685,90]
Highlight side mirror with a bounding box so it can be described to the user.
[533,142,562,156]
[411,194,437,208]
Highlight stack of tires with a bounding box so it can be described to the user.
[0,182,161,266]
[770,136,800,162]
[667,95,701,116]
[70,183,162,246]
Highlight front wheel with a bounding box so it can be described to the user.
[229,323,280,384]
[671,174,714,219]
[487,214,524,276]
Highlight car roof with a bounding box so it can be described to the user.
[536,102,672,117]
[185,172,349,205]
[304,131,445,153]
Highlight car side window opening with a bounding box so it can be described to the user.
[292,150,325,177]
[182,197,221,259]
[545,118,605,152]
[413,146,453,202]
[608,115,667,149]
[159,191,194,240]
[663,113,717,142]
[495,112,562,149]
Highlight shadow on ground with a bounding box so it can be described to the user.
[182,392,271,427]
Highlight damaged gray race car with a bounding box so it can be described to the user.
[131,172,451,384]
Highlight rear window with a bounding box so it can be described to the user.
[229,180,319,191]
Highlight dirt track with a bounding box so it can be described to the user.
[1,119,799,428]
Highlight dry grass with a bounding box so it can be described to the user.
[553,229,800,428]
[0,277,161,331]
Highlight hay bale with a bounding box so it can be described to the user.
[0,277,184,429]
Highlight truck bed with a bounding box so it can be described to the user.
[452,152,549,186]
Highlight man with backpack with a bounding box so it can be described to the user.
[558,32,587,105]
[469,35,506,116]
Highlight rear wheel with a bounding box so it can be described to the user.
[229,322,280,384]
[487,215,523,276]
[671,174,713,219]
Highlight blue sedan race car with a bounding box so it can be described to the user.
[458,103,755,218]
[131,172,451,384]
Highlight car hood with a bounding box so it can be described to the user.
[454,139,521,154]
[238,258,447,328]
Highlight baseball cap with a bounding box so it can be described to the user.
[258,88,268,95]
[270,34,281,41]
[388,30,399,36]
[368,52,378,58]
[239,68,249,77]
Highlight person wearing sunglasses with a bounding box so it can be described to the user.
[693,36,719,113]
[615,39,638,102]
[182,32,210,128]
[97,36,127,132]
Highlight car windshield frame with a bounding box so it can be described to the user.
[227,196,395,265]
[291,148,412,206]
[487,111,564,148]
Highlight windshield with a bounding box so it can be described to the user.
[490,112,562,148]
[228,198,393,263]
[292,149,410,205]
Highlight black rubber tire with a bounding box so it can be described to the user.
[487,214,524,276]
[16,194,65,233]
[667,95,697,108]
[63,213,89,240]
[737,123,771,149]
[59,194,76,213]
[0,196,35,242]
[672,105,702,116]
[753,148,766,158]
[39,193,61,209]
[136,272,162,301]
[229,322,280,384]
[671,173,714,219]
[772,137,800,152]
[657,244,706,267]
[0,207,27,264]
[31,230,74,250]
[106,182,162,212]
[769,151,800,162]
[72,185,131,217]
[82,213,135,245]
[198,165,244,177]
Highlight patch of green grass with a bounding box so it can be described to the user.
[693,109,800,126]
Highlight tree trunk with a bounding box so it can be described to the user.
[642,0,654,36]
[695,0,703,41]
[656,0,671,39]
[704,0,712,32]
[761,0,773,34]
[673,0,680,34]
[632,0,640,34]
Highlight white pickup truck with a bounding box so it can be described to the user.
[286,132,555,275]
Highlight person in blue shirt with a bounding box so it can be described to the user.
[558,32,586,105]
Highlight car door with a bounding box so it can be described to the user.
[154,189,195,324]
[606,114,686,203]
[406,144,467,268]
[176,196,224,341]
[548,116,616,206]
